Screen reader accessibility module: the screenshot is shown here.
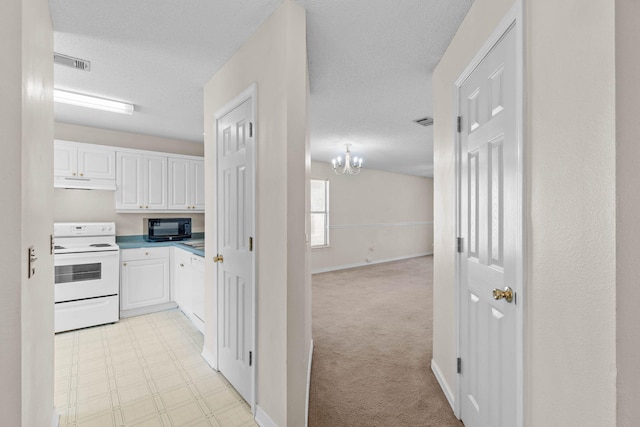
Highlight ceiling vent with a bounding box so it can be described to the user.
[54,53,91,72]
[414,117,434,127]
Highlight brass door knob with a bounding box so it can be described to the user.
[493,287,514,303]
[213,255,224,263]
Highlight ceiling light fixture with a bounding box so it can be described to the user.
[53,89,134,115]
[331,144,363,175]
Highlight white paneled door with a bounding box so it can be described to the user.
[458,23,520,427]
[216,96,255,405]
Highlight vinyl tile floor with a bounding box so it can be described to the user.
[55,309,257,427]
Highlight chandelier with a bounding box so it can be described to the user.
[331,144,363,175]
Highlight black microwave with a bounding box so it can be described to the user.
[144,218,192,241]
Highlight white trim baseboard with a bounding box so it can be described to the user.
[50,407,59,427]
[255,405,279,427]
[200,347,218,371]
[431,359,456,412]
[305,339,314,427]
[311,252,433,274]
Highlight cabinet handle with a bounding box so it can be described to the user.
[80,173,84,177]
[123,263,127,266]
[145,252,149,256]
[145,206,149,209]
[72,172,76,176]
[139,205,143,209]
[180,263,184,267]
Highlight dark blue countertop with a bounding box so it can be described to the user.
[116,233,205,257]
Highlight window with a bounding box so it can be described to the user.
[310,179,329,247]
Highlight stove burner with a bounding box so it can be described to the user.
[89,243,113,248]
[54,245,65,250]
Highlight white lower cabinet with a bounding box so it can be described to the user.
[120,247,171,315]
[172,247,205,332]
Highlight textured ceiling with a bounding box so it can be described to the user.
[50,0,473,177]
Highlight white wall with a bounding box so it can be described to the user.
[53,123,204,236]
[203,1,310,426]
[311,161,433,273]
[1,0,55,425]
[616,0,640,425]
[433,0,616,426]
[525,1,615,425]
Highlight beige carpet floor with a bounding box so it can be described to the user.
[309,256,463,427]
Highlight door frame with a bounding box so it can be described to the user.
[453,2,525,425]
[213,83,258,413]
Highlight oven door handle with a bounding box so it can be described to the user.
[55,250,119,258]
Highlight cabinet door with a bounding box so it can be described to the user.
[53,141,77,177]
[168,158,190,210]
[144,155,168,210]
[191,160,205,210]
[173,249,191,309]
[78,146,115,179]
[120,258,170,310]
[190,255,205,322]
[116,152,144,210]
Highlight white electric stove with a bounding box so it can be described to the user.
[54,222,120,333]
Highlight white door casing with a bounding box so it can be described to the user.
[215,89,256,408]
[456,4,523,427]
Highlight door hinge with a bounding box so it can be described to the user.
[249,351,253,367]
[457,116,462,133]
[249,122,253,138]
[457,357,462,374]
[249,236,253,252]
[50,234,54,255]
[457,237,463,253]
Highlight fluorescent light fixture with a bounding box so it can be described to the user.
[53,89,134,115]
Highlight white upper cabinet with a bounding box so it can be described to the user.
[192,160,205,210]
[116,152,167,211]
[55,141,204,212]
[145,155,168,210]
[168,158,205,211]
[53,142,77,177]
[54,140,116,190]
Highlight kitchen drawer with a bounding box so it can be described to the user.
[190,254,204,272]
[121,246,170,261]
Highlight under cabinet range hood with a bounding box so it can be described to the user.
[54,176,117,191]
